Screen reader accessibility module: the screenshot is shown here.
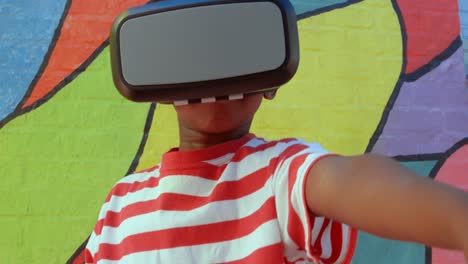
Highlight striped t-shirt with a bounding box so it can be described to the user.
[85,134,357,263]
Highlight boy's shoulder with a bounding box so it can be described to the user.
[103,165,161,203]
[246,135,326,154]
[232,135,329,169]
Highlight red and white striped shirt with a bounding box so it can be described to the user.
[85,134,357,263]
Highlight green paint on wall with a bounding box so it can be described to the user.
[351,160,438,264]
[401,160,438,177]
[0,47,151,263]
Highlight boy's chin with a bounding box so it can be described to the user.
[193,121,250,135]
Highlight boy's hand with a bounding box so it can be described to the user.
[305,154,468,254]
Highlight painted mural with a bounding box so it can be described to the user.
[461,0,468,78]
[0,0,466,263]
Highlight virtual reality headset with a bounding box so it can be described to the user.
[110,0,299,103]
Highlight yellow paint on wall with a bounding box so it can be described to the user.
[254,0,402,154]
[0,47,150,263]
[135,0,403,171]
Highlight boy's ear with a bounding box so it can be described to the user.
[263,89,278,100]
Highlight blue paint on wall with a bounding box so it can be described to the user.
[459,0,468,77]
[0,0,67,121]
[352,160,437,264]
[290,0,349,16]
[460,0,468,38]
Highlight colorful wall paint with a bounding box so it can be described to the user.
[460,0,468,77]
[0,0,466,263]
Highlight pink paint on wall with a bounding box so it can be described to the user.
[432,143,468,264]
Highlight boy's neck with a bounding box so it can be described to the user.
[178,124,251,151]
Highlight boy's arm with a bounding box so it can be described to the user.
[306,154,468,259]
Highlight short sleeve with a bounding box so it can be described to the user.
[272,140,357,264]
[85,192,112,264]
[84,232,97,263]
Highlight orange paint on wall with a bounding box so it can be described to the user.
[21,0,147,108]
[396,0,460,74]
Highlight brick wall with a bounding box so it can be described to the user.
[0,1,466,263]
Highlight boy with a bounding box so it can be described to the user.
[84,91,468,263]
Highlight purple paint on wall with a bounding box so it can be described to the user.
[372,47,468,156]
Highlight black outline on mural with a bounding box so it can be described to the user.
[0,0,456,261]
[429,137,468,179]
[0,0,72,129]
[365,2,464,160]
[422,138,468,264]
[65,100,156,264]
[0,0,159,130]
[20,0,73,107]
[0,39,110,129]
[393,153,443,162]
[394,151,442,261]
[405,37,462,82]
[126,103,157,175]
[296,0,363,20]
[365,0,408,154]
[66,236,89,264]
[365,4,464,261]
[425,247,432,264]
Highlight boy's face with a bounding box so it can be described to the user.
[174,93,264,134]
